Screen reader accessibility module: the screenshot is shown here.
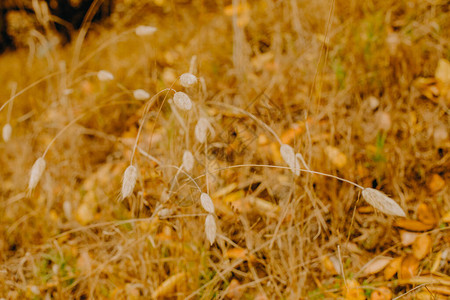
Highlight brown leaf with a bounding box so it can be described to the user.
[152,272,186,299]
[399,255,419,279]
[361,257,392,276]
[394,218,434,231]
[344,279,365,300]
[225,248,256,262]
[417,203,437,226]
[370,287,392,300]
[321,255,339,275]
[400,230,419,246]
[427,174,445,193]
[384,257,402,280]
[412,234,432,260]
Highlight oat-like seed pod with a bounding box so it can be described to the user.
[179,73,198,88]
[195,117,214,143]
[121,165,138,200]
[28,157,46,190]
[173,91,193,111]
[280,144,300,176]
[135,25,157,36]
[2,123,12,142]
[182,150,194,172]
[133,89,150,100]
[200,193,215,214]
[362,188,406,217]
[205,214,216,245]
[97,70,114,81]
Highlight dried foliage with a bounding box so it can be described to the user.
[0,0,449,299]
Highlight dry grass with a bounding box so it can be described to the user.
[0,0,449,299]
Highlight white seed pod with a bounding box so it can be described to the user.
[133,89,150,100]
[97,70,114,81]
[63,200,72,220]
[28,157,46,190]
[280,144,300,176]
[173,91,193,111]
[2,123,12,142]
[200,193,215,214]
[121,165,137,200]
[182,150,194,172]
[195,117,214,143]
[362,188,406,217]
[205,214,216,245]
[135,25,157,36]
[179,73,198,87]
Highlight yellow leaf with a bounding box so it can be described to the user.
[152,272,186,299]
[370,287,392,300]
[442,211,450,223]
[225,248,256,262]
[344,279,365,300]
[435,58,450,85]
[412,234,432,260]
[223,190,245,203]
[399,254,419,279]
[394,218,434,231]
[321,255,339,275]
[384,256,402,280]
[417,202,437,225]
[427,174,445,193]
[325,146,347,168]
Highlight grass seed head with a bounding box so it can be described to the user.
[205,214,216,245]
[182,150,194,172]
[280,144,300,176]
[135,25,157,36]
[121,165,138,200]
[133,89,150,100]
[2,123,12,142]
[195,117,214,143]
[173,91,193,111]
[200,193,215,213]
[97,70,114,81]
[28,157,46,190]
[179,73,198,87]
[362,188,406,217]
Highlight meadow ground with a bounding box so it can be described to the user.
[0,0,449,299]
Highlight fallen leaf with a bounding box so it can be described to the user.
[399,254,419,279]
[152,272,186,299]
[435,58,450,85]
[321,255,339,275]
[394,218,434,231]
[400,230,419,246]
[427,174,445,193]
[414,291,448,300]
[414,77,440,102]
[384,256,402,280]
[417,203,437,226]
[412,234,432,260]
[223,190,245,203]
[370,287,392,300]
[249,196,280,217]
[344,279,365,300]
[361,256,393,276]
[225,248,256,262]
[442,211,450,223]
[325,146,347,168]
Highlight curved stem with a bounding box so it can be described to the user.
[195,163,364,190]
[42,100,138,158]
[0,71,62,113]
[130,87,176,165]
